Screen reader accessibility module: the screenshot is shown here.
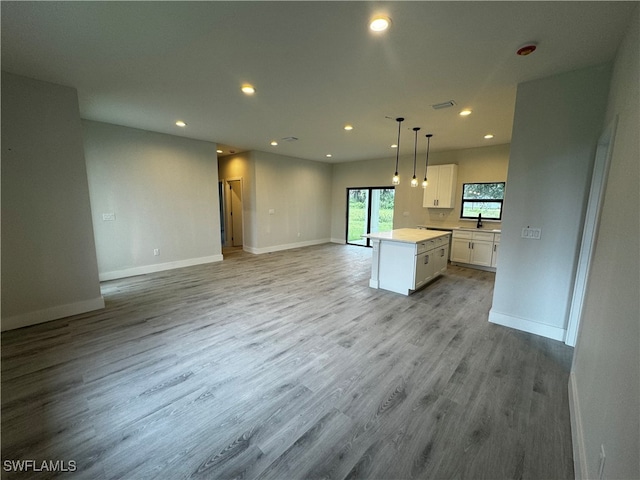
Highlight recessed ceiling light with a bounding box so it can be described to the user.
[484,134,494,139]
[459,109,472,116]
[270,140,278,146]
[369,15,391,32]
[391,144,398,149]
[216,149,223,154]
[175,120,187,127]
[326,154,332,158]
[241,84,256,95]
[344,124,354,131]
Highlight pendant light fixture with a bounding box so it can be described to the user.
[392,117,404,185]
[411,127,420,187]
[422,134,432,188]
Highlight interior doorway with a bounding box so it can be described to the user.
[565,117,617,346]
[222,178,244,248]
[346,187,395,247]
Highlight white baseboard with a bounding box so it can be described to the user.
[244,238,331,255]
[99,254,223,281]
[331,237,346,244]
[569,371,588,480]
[488,309,566,341]
[1,296,105,331]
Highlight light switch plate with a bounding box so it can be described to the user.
[521,227,542,239]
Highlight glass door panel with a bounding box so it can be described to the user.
[347,189,369,246]
[370,188,395,235]
[346,187,394,247]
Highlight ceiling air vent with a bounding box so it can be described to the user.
[282,136,298,142]
[431,100,456,110]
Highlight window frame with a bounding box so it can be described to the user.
[459,182,506,221]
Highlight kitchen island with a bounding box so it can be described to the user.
[364,228,451,295]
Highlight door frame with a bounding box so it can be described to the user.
[345,186,395,247]
[565,117,618,346]
[223,177,244,248]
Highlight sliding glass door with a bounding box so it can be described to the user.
[346,187,395,247]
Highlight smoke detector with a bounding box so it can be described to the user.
[516,43,537,56]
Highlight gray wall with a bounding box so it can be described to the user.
[1,72,103,330]
[571,10,639,479]
[330,144,510,242]
[253,150,332,252]
[489,64,612,340]
[83,120,222,280]
[219,150,332,254]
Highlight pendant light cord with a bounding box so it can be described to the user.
[394,117,404,176]
[412,127,420,178]
[424,134,432,180]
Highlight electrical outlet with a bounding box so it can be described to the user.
[153,249,160,256]
[102,213,116,221]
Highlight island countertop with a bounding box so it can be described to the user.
[364,228,450,244]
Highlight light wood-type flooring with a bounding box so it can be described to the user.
[1,243,574,479]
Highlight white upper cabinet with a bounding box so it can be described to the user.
[423,164,458,208]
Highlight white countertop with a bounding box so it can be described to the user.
[364,228,450,244]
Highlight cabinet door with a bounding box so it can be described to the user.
[450,237,471,263]
[422,166,439,207]
[414,251,434,289]
[423,164,458,208]
[435,164,457,208]
[470,240,493,267]
[435,246,448,274]
[491,241,499,268]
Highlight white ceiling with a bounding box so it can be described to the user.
[1,1,636,162]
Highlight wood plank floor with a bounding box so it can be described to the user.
[1,243,574,479]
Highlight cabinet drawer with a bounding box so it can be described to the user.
[416,241,430,254]
[452,230,472,240]
[472,232,495,242]
[434,236,448,247]
[494,234,501,243]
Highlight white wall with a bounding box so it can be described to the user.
[83,120,222,280]
[1,72,103,331]
[489,64,612,341]
[330,144,510,242]
[570,9,639,480]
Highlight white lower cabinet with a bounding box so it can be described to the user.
[374,234,450,295]
[414,237,449,290]
[451,230,499,270]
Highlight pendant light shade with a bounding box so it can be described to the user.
[392,117,404,185]
[422,134,433,188]
[411,127,420,187]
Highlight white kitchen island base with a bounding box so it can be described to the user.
[365,228,451,295]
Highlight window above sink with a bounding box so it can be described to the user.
[460,182,505,220]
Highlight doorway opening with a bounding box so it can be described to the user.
[346,187,395,247]
[220,178,244,254]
